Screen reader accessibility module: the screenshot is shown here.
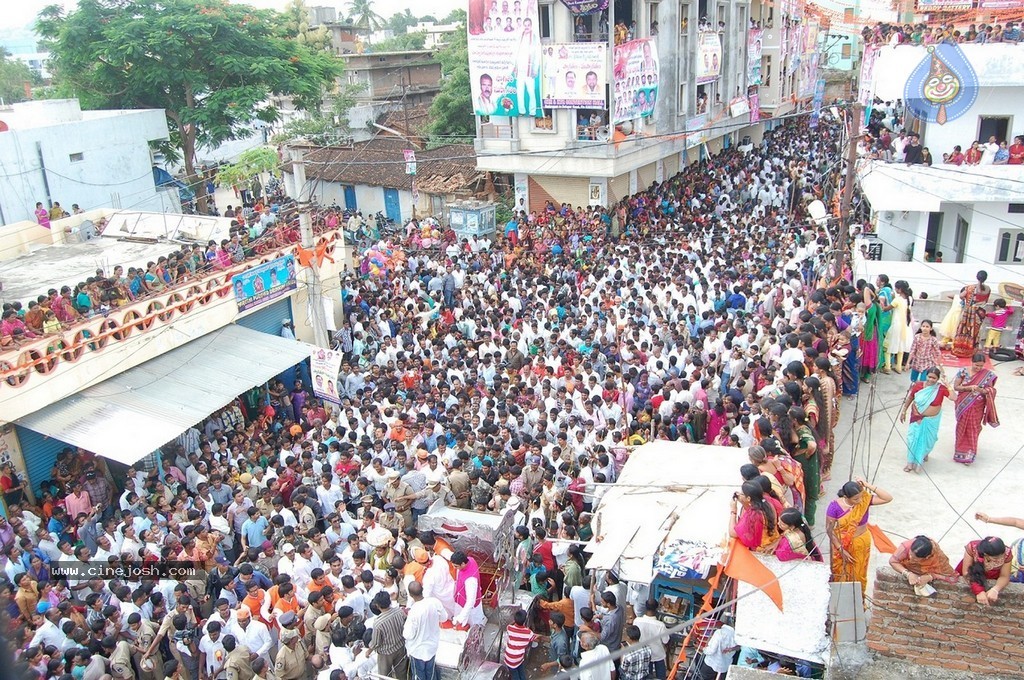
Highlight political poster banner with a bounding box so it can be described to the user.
[467,0,543,117]
[748,91,760,124]
[809,78,826,129]
[541,43,608,108]
[858,45,880,107]
[696,31,722,84]
[747,29,763,86]
[231,254,297,312]
[310,347,343,404]
[798,52,819,99]
[612,38,659,124]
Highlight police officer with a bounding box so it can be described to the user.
[274,628,307,680]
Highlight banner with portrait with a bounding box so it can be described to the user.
[542,43,608,108]
[560,0,609,13]
[231,255,297,312]
[467,0,543,117]
[696,31,722,85]
[611,38,659,124]
[747,29,763,86]
[748,91,760,124]
[310,347,343,404]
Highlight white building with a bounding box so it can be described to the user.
[0,99,169,225]
[410,21,460,49]
[857,44,1024,278]
[473,0,769,210]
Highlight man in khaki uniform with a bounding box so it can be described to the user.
[110,639,135,680]
[223,635,254,680]
[127,612,160,680]
[382,471,414,528]
[301,592,329,650]
[274,628,307,680]
[447,460,471,509]
[293,495,317,538]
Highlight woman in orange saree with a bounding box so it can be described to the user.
[826,478,894,595]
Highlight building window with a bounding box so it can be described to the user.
[1008,204,1024,213]
[841,43,852,59]
[539,3,552,39]
[843,7,854,21]
[678,82,689,116]
[997,229,1024,264]
[532,109,555,132]
[649,2,659,36]
[69,152,84,162]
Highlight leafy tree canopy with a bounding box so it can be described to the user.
[0,53,36,104]
[278,0,332,51]
[37,0,341,209]
[425,19,473,145]
[347,0,384,31]
[216,146,279,186]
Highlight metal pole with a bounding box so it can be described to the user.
[835,102,862,281]
[290,148,330,348]
[36,142,53,209]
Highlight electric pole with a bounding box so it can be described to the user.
[835,101,862,281]
[289,148,330,348]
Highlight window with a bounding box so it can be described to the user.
[1008,204,1024,213]
[843,7,854,21]
[841,43,852,59]
[997,229,1024,264]
[678,82,689,116]
[649,1,659,36]
[532,109,555,132]
[69,152,84,162]
[539,3,552,39]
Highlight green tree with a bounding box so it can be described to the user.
[425,20,473,145]
[37,0,341,212]
[278,0,332,52]
[347,0,383,31]
[385,9,417,34]
[273,82,366,145]
[0,53,35,104]
[216,146,279,188]
[441,9,466,25]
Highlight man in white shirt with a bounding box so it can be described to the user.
[402,582,449,680]
[633,600,671,679]
[227,607,273,665]
[578,633,614,680]
[700,619,737,678]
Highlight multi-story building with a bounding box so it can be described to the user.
[0,99,170,225]
[748,0,824,120]
[471,0,769,209]
[856,43,1024,290]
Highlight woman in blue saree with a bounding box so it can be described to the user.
[899,367,951,473]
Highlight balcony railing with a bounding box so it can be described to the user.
[0,229,345,391]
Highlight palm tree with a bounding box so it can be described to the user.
[347,0,384,31]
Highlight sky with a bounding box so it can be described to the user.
[0,0,462,38]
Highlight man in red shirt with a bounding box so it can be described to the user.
[503,609,537,680]
[1009,135,1024,165]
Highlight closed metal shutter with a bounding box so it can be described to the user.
[235,298,294,336]
[15,425,70,496]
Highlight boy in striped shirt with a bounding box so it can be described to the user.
[504,609,537,680]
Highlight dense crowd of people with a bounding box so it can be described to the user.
[862,20,1024,46]
[1,114,1021,680]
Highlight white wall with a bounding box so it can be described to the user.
[874,209,922,261]
[920,86,1024,155]
[0,106,168,224]
[315,181,415,222]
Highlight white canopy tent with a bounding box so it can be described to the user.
[585,441,749,584]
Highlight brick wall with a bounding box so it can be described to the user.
[866,567,1024,676]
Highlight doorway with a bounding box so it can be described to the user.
[978,116,1011,143]
[925,212,943,260]
[343,185,357,211]
[954,214,970,264]
[383,188,402,224]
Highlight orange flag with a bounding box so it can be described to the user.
[722,538,784,611]
[314,241,335,266]
[867,524,897,554]
[295,245,315,268]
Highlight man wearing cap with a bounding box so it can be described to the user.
[381,470,414,528]
[274,626,308,680]
[227,607,272,666]
[378,503,405,532]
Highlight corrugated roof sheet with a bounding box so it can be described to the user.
[16,325,312,465]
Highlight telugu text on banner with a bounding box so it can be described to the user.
[612,38,659,124]
[541,43,608,108]
[467,0,544,117]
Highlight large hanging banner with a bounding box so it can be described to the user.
[798,52,819,99]
[542,43,608,108]
[916,0,974,8]
[231,254,297,312]
[696,32,722,85]
[747,29,763,86]
[467,0,543,117]
[311,347,343,404]
[858,45,880,107]
[809,78,826,129]
[904,44,978,125]
[748,91,760,124]
[612,38,659,124]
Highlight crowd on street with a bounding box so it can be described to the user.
[2,114,1022,680]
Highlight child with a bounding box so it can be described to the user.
[985,298,1011,355]
[907,320,942,383]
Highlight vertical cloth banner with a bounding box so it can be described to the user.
[809,78,826,128]
[748,91,760,123]
[747,29,763,86]
[612,38,660,124]
[858,45,880,107]
[696,31,722,85]
[467,0,543,117]
[404,149,417,175]
[231,254,297,312]
[541,43,608,108]
[310,347,343,404]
